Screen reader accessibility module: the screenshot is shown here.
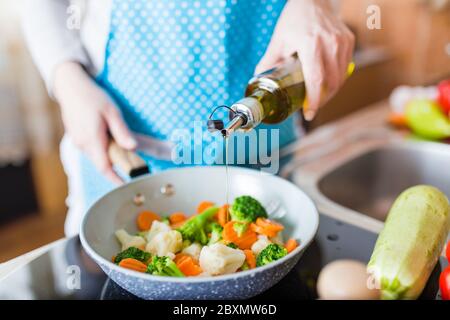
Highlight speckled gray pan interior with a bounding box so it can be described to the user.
[80,166,319,300]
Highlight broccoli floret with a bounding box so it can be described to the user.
[230,196,267,223]
[232,222,248,237]
[207,222,223,245]
[146,256,184,277]
[226,242,238,249]
[114,247,151,264]
[177,206,219,245]
[256,243,287,267]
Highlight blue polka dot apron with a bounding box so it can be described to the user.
[79,0,299,211]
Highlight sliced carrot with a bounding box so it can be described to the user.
[243,250,256,269]
[239,234,257,250]
[217,204,229,227]
[225,222,240,235]
[256,218,284,232]
[176,256,202,276]
[169,212,187,225]
[136,210,161,231]
[174,253,190,264]
[251,218,284,237]
[222,221,257,250]
[250,222,275,238]
[222,221,238,243]
[197,201,215,214]
[250,222,265,233]
[285,238,298,253]
[118,258,148,273]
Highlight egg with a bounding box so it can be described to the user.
[317,259,380,300]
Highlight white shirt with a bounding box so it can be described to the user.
[21,0,112,95]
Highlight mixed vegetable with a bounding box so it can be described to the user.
[387,80,450,140]
[113,196,298,277]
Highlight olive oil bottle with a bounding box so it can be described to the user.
[221,54,306,135]
[209,54,354,135]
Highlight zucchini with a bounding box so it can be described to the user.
[367,185,450,299]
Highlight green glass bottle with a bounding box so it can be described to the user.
[220,54,354,135]
[223,54,306,135]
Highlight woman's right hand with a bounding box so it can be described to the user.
[53,62,137,184]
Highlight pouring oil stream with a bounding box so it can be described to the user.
[224,131,230,223]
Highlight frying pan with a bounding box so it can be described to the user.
[80,142,319,299]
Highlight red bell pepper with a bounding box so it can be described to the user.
[446,241,450,262]
[437,80,450,115]
[440,266,450,300]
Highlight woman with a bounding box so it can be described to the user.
[22,0,354,236]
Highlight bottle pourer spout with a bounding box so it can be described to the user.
[207,105,248,136]
[221,114,246,137]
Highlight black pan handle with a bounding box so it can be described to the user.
[108,141,150,178]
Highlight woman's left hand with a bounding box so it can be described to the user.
[255,0,355,121]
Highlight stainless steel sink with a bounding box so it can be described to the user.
[318,141,450,221]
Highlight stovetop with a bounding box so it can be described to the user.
[0,214,445,300]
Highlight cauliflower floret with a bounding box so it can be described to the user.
[199,243,245,276]
[146,230,183,257]
[251,235,272,257]
[181,242,202,261]
[115,229,146,251]
[146,220,172,243]
[270,231,284,246]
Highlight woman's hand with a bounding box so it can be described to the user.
[255,0,355,121]
[54,62,137,184]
